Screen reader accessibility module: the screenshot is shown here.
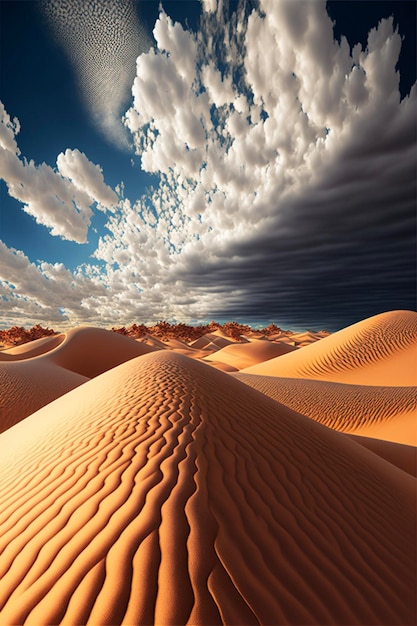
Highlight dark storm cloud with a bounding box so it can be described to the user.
[176,93,416,329]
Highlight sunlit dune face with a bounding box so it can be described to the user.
[242,310,417,386]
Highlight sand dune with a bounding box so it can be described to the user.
[242,310,417,385]
[0,334,65,361]
[203,360,239,372]
[235,374,417,445]
[0,327,158,433]
[163,337,193,350]
[44,326,157,378]
[137,334,168,350]
[0,360,88,434]
[204,338,296,370]
[189,332,239,350]
[286,330,324,347]
[0,351,415,625]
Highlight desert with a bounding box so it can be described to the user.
[0,309,415,625]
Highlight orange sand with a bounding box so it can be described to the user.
[242,310,417,385]
[234,375,417,445]
[0,311,415,624]
[0,327,158,433]
[203,338,296,370]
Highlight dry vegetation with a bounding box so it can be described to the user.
[0,321,287,347]
[111,321,285,342]
[0,324,56,347]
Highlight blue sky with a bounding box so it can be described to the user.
[0,0,416,331]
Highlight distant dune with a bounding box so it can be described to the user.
[0,334,65,361]
[203,338,296,370]
[0,311,415,624]
[242,310,417,385]
[0,359,88,434]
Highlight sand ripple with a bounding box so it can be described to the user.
[242,310,417,385]
[234,374,417,445]
[0,351,415,625]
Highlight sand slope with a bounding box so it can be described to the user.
[346,434,416,476]
[0,360,88,434]
[204,339,296,370]
[242,310,417,385]
[0,351,414,625]
[0,327,158,434]
[234,374,417,446]
[0,334,65,361]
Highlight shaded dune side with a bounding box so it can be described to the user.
[203,339,296,370]
[45,326,158,378]
[242,310,417,385]
[234,374,417,445]
[0,360,88,434]
[0,352,415,625]
[346,435,416,477]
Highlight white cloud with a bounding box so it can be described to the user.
[0,101,20,155]
[200,0,217,14]
[0,102,118,243]
[1,1,415,330]
[56,149,118,210]
[0,241,111,327]
[122,0,416,323]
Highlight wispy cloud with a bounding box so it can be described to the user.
[42,0,151,148]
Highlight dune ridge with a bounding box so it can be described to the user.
[242,310,417,385]
[0,351,415,625]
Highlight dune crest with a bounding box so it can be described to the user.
[0,351,414,625]
[242,310,417,385]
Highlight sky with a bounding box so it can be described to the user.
[0,0,416,332]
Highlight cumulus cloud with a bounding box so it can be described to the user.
[2,0,415,330]
[122,0,416,327]
[0,241,111,327]
[0,102,117,242]
[56,149,118,210]
[42,0,151,148]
